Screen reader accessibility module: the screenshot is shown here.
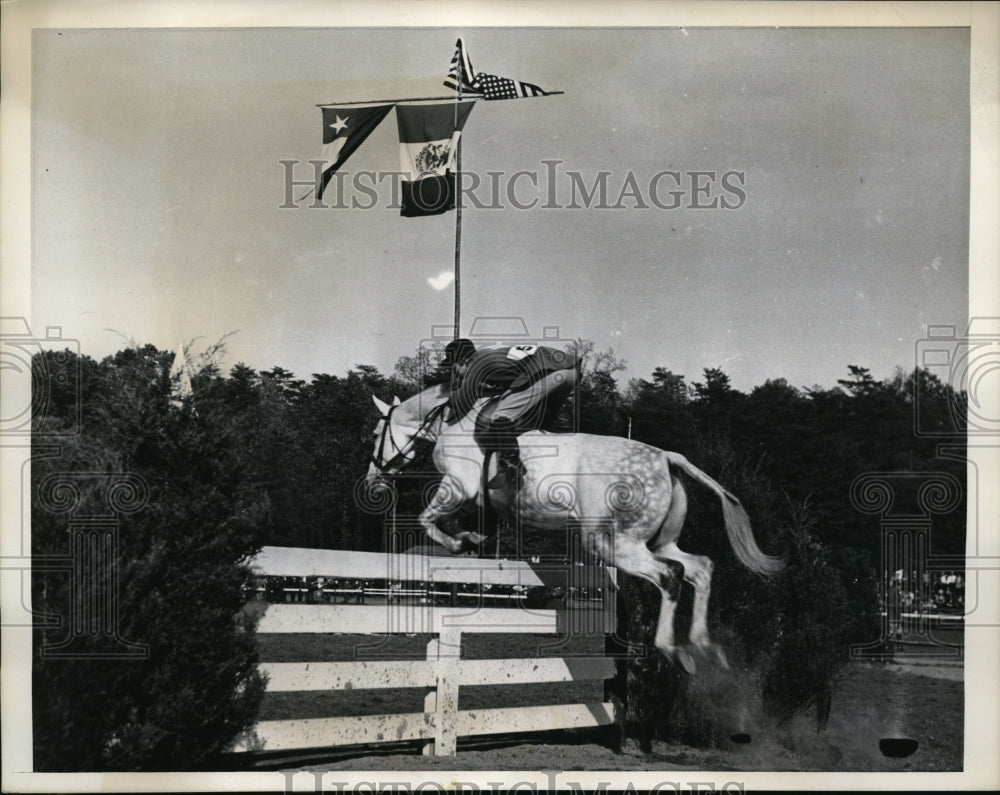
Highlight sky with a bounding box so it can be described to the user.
[30,26,970,392]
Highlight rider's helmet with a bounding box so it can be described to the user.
[442,338,476,368]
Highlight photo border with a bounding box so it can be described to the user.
[2,1,997,791]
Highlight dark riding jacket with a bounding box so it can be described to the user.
[448,345,578,422]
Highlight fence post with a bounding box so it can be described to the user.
[423,627,462,756]
[422,689,437,757]
[603,567,627,753]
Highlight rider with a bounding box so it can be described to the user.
[440,338,580,488]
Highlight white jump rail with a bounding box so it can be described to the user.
[233,546,621,757]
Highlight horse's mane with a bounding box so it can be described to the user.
[422,381,451,400]
[397,382,451,423]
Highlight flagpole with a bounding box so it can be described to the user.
[316,92,561,107]
[316,94,480,107]
[452,76,465,342]
[454,132,462,341]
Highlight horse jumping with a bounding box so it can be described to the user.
[366,384,784,672]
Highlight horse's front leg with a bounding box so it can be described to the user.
[440,516,490,551]
[419,490,464,553]
[418,474,480,553]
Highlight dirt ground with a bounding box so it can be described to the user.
[264,658,961,774]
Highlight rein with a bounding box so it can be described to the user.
[371,401,448,474]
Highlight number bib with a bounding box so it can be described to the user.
[506,344,538,361]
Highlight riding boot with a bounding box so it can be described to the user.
[485,416,524,490]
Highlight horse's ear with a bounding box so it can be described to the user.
[372,395,391,415]
[392,395,402,406]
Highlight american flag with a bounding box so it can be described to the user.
[471,71,552,101]
[443,38,477,94]
[444,39,555,101]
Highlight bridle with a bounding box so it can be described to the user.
[371,401,448,475]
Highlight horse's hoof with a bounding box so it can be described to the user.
[461,531,488,547]
[438,537,464,554]
[687,639,729,670]
[675,647,697,674]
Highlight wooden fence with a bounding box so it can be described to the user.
[232,546,622,757]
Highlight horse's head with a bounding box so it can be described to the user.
[366,385,450,482]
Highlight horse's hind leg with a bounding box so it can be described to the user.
[651,560,693,673]
[648,476,728,669]
[654,541,728,669]
[607,533,693,673]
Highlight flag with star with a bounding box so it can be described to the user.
[397,101,475,217]
[317,104,394,200]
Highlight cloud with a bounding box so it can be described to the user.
[427,271,455,291]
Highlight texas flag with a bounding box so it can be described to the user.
[396,101,475,217]
[317,104,394,200]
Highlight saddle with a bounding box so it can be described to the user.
[452,396,565,493]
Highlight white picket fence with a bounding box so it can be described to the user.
[232,546,621,757]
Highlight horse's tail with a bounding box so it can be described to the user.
[665,452,785,576]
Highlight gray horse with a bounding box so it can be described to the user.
[366,384,784,672]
